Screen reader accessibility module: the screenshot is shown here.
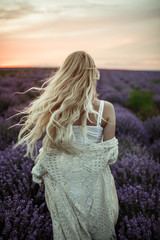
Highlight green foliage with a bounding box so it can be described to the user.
[125,90,155,121]
[150,78,160,84]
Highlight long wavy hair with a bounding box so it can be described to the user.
[12,51,102,159]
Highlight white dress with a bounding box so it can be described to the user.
[31,100,119,240]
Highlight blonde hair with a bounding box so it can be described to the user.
[11,51,102,159]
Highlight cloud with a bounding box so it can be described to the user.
[0,0,159,41]
[141,6,160,21]
[0,1,92,20]
[0,1,40,20]
[0,0,160,23]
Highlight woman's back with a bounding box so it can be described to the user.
[73,100,104,146]
[73,98,116,145]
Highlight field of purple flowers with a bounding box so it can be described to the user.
[0,67,160,240]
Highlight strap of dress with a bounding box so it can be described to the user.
[97,100,104,127]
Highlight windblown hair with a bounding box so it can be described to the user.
[12,51,103,160]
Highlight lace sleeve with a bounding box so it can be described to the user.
[108,145,119,165]
[31,153,47,185]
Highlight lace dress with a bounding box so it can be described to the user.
[31,100,119,240]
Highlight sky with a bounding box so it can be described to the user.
[0,0,160,70]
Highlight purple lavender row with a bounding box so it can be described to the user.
[0,68,160,239]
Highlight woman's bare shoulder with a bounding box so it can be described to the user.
[93,98,115,116]
[94,99,113,107]
[103,100,114,106]
[103,100,115,114]
[102,101,115,125]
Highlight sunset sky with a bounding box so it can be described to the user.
[0,0,160,70]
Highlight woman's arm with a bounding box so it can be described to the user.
[103,102,116,141]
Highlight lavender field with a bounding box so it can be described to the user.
[0,67,160,240]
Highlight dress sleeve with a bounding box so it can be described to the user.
[31,162,47,185]
[104,137,119,165]
[31,148,47,185]
[108,146,119,165]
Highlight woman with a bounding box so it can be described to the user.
[14,51,119,240]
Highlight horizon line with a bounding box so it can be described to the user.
[0,65,160,72]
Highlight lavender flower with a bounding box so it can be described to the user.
[1,67,160,239]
